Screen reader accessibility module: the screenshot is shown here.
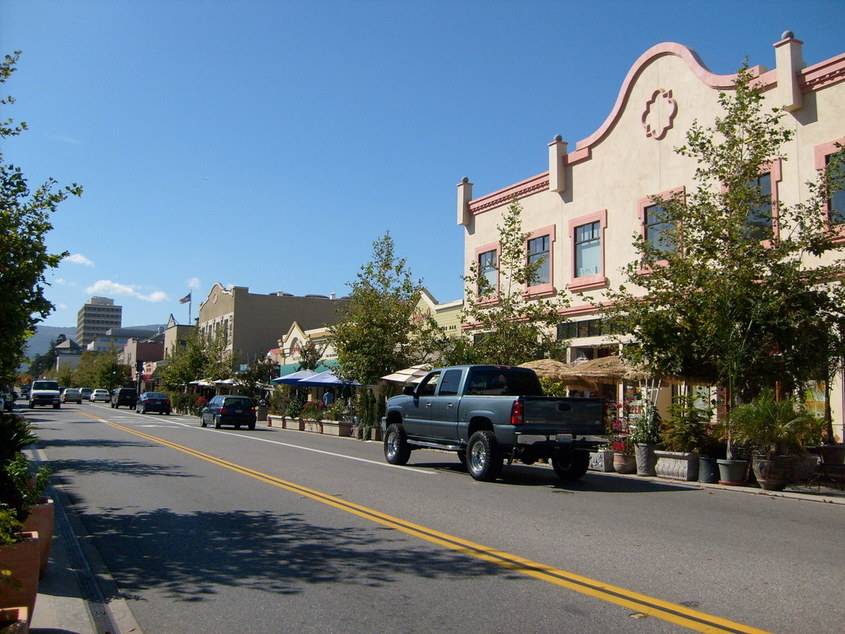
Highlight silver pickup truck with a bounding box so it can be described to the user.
[382,365,605,482]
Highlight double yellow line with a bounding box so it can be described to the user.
[104,419,767,633]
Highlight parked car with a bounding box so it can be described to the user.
[136,392,171,415]
[80,388,94,401]
[61,388,83,404]
[200,395,256,430]
[90,389,110,403]
[111,387,138,409]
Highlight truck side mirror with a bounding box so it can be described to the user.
[402,385,416,396]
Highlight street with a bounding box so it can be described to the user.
[27,403,845,633]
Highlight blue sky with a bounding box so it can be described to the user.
[3,0,844,328]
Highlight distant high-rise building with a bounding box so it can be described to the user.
[76,296,122,347]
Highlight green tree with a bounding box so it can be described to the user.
[159,329,235,390]
[28,334,66,378]
[602,65,845,452]
[330,232,422,384]
[0,52,82,384]
[234,356,277,401]
[72,348,131,391]
[462,199,570,366]
[296,340,325,371]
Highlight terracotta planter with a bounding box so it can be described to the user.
[654,451,699,481]
[613,452,636,474]
[22,499,54,578]
[0,607,29,633]
[0,532,40,622]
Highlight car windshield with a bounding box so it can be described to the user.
[33,381,59,390]
[145,393,167,399]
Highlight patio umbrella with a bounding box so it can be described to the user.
[381,364,432,384]
[293,370,360,387]
[271,369,318,385]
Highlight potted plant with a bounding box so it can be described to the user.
[655,395,712,481]
[629,401,661,476]
[0,505,39,623]
[727,390,815,491]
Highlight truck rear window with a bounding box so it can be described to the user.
[465,369,543,396]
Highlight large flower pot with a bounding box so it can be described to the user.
[0,532,39,622]
[791,453,819,484]
[752,455,797,491]
[698,456,719,483]
[654,451,699,481]
[635,443,657,476]
[613,452,636,474]
[717,459,747,485]
[22,498,54,578]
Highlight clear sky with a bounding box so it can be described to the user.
[3,0,844,329]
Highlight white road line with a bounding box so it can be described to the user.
[87,407,432,474]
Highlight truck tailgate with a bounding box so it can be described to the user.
[521,397,605,436]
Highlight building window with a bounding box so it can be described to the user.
[815,139,845,227]
[476,247,498,296]
[644,203,673,254]
[525,225,556,295]
[575,222,600,277]
[568,210,607,290]
[745,171,773,241]
[528,235,550,284]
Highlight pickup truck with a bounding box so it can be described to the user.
[28,379,62,409]
[381,365,605,482]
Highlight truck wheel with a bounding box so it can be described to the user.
[384,423,411,465]
[467,431,502,481]
[552,450,590,481]
[456,450,467,467]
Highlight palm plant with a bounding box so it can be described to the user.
[726,390,816,459]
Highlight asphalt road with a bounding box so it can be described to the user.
[26,402,845,633]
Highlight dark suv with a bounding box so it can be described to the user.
[200,395,256,430]
[111,387,138,409]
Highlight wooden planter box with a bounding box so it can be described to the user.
[0,532,40,622]
[655,451,700,481]
[0,607,29,633]
[588,449,615,472]
[319,420,353,437]
[22,498,54,578]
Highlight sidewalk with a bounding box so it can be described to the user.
[25,443,844,634]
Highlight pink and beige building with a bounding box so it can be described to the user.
[457,34,845,438]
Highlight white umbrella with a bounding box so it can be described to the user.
[381,364,431,384]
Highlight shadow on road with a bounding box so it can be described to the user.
[81,507,511,602]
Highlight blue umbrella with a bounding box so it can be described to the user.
[270,369,318,385]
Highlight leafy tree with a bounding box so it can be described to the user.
[159,329,235,390]
[296,340,325,371]
[601,65,845,452]
[330,232,423,384]
[27,334,66,378]
[72,348,131,391]
[462,199,570,366]
[0,52,82,384]
[234,356,277,401]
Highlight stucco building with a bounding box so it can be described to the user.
[458,34,844,439]
[198,284,348,367]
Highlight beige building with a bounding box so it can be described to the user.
[76,296,122,347]
[198,284,348,367]
[458,35,845,439]
[415,289,463,336]
[163,314,195,360]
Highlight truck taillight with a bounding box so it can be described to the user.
[510,399,524,426]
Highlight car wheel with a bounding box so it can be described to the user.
[384,423,411,465]
[28,402,35,408]
[201,416,207,427]
[552,450,590,481]
[53,403,60,409]
[467,430,502,482]
[235,424,241,430]
[164,410,170,416]
[456,449,467,467]
[248,422,255,430]
[141,405,147,414]
[214,416,221,429]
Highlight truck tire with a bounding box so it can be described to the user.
[384,423,411,465]
[467,430,502,482]
[552,450,590,481]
